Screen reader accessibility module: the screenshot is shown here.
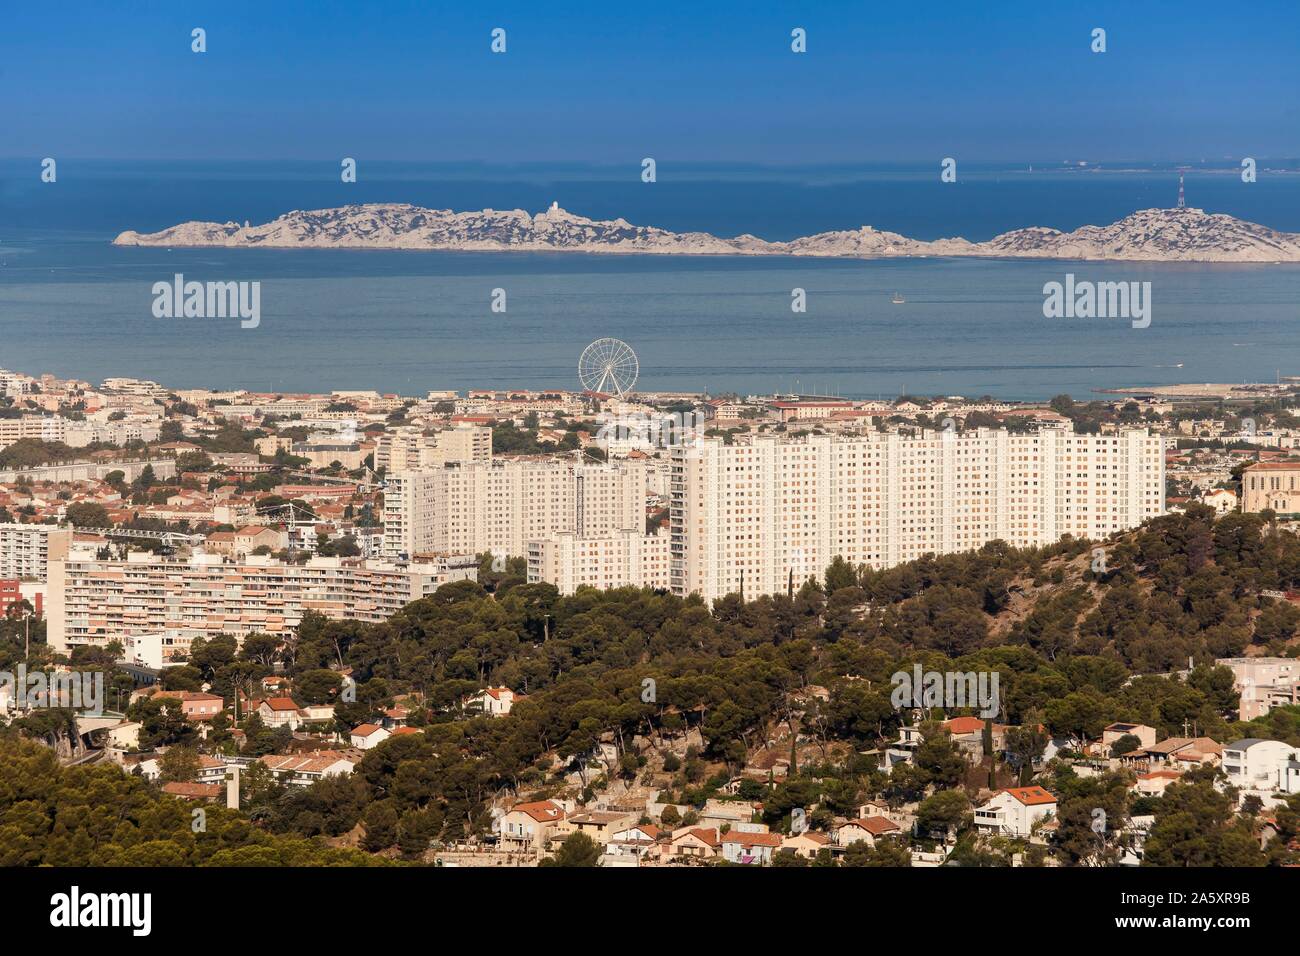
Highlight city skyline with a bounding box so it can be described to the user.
[2,0,1297,913]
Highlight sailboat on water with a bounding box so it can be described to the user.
[891,292,905,304]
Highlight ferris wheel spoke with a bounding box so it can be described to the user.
[579,337,638,397]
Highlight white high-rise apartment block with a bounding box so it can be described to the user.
[45,550,478,660]
[527,530,670,594]
[64,419,162,448]
[0,523,73,580]
[670,427,1164,602]
[374,424,491,472]
[0,369,35,398]
[0,416,69,448]
[382,458,648,561]
[0,416,161,450]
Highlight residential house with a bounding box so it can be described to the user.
[608,823,663,860]
[105,721,141,751]
[256,697,304,730]
[349,723,391,750]
[1101,722,1158,754]
[467,686,522,717]
[195,754,231,784]
[260,752,357,787]
[500,800,566,850]
[1131,770,1183,796]
[554,810,637,846]
[781,830,832,859]
[664,826,720,862]
[876,723,923,770]
[944,716,1009,761]
[161,782,222,802]
[1120,736,1222,771]
[177,691,224,722]
[1223,738,1299,793]
[1201,488,1238,515]
[298,702,336,724]
[720,831,783,865]
[973,786,1057,838]
[834,816,902,848]
[698,798,755,830]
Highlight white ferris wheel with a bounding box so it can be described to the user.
[578,337,638,398]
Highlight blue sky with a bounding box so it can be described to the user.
[3,0,1298,162]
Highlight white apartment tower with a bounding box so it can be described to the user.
[527,530,671,594]
[383,458,647,561]
[45,551,479,659]
[0,523,73,580]
[670,427,1164,602]
[375,424,492,472]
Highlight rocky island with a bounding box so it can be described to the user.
[114,202,1300,263]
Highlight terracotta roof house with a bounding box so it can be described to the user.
[720,830,783,865]
[349,723,391,750]
[161,782,222,802]
[973,786,1057,838]
[666,826,721,862]
[500,800,567,850]
[835,815,903,848]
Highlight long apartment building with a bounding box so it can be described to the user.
[670,427,1165,602]
[0,416,70,448]
[0,523,73,580]
[383,458,647,560]
[374,424,492,472]
[527,530,671,594]
[45,550,478,659]
[0,415,162,449]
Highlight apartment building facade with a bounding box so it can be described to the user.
[374,424,492,472]
[45,550,477,660]
[0,416,70,448]
[63,419,162,448]
[669,427,1164,602]
[383,458,647,560]
[1217,656,1300,720]
[527,529,670,594]
[0,523,73,580]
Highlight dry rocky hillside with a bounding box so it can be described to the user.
[115,203,1300,263]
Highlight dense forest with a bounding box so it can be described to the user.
[0,737,381,865]
[5,503,1300,865]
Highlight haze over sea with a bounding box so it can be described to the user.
[1,160,1297,401]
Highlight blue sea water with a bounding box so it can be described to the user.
[1,160,1297,400]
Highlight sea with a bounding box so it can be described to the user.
[1,159,1297,401]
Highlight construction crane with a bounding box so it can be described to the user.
[255,500,322,527]
[279,468,384,491]
[73,526,204,548]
